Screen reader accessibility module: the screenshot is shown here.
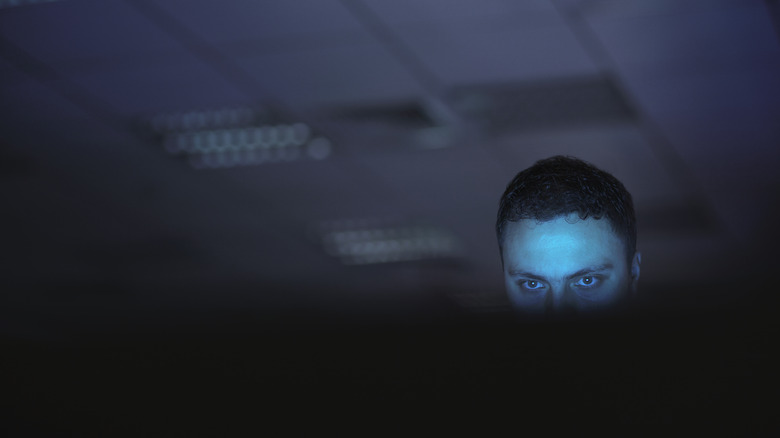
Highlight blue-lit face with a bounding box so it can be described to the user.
[502,214,639,316]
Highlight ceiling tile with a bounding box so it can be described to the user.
[153,0,364,43]
[60,52,253,116]
[0,74,95,133]
[0,0,181,63]
[587,2,780,188]
[588,2,780,80]
[230,40,424,109]
[396,21,599,87]
[588,0,751,19]
[630,69,780,191]
[364,0,556,26]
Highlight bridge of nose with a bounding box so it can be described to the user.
[544,284,578,312]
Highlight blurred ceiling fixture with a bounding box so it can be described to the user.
[448,75,637,134]
[0,0,62,9]
[145,107,332,169]
[322,75,633,147]
[316,220,464,266]
[323,96,465,150]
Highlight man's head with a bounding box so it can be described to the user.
[496,156,641,316]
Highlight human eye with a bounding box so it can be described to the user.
[573,276,601,289]
[519,280,546,292]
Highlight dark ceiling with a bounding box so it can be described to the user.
[2,0,780,337]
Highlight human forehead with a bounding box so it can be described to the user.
[502,215,626,274]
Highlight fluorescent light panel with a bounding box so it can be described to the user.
[149,107,332,168]
[320,222,463,265]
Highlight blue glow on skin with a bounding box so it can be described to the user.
[502,214,640,316]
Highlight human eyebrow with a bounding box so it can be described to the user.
[507,270,547,281]
[565,264,613,280]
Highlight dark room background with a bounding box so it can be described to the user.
[2,0,779,434]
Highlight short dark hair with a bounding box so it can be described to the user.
[496,155,637,264]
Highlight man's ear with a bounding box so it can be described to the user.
[630,252,641,294]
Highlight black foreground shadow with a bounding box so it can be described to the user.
[2,280,778,436]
